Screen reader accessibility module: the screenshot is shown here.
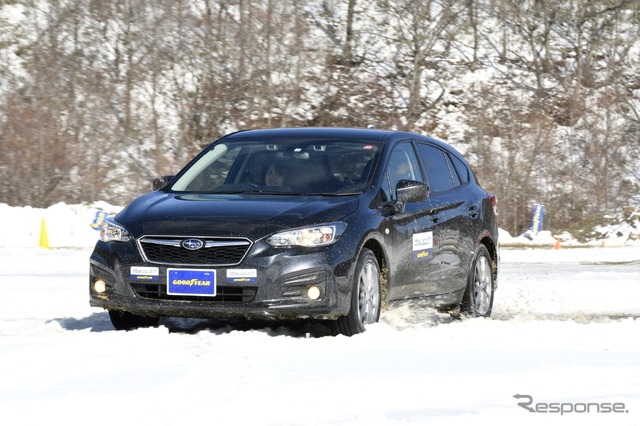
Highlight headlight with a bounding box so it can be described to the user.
[99,217,131,242]
[267,223,346,247]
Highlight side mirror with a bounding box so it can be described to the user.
[396,179,429,203]
[153,175,175,191]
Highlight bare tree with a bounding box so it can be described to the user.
[367,0,469,128]
[0,0,639,233]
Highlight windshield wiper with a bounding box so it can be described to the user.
[240,189,292,195]
[304,192,361,196]
[212,188,362,196]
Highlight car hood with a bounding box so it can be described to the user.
[116,192,360,240]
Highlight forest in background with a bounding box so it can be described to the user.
[1,0,639,236]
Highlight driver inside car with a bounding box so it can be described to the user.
[264,161,289,187]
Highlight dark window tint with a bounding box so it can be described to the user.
[384,143,423,201]
[176,145,244,191]
[448,155,461,187]
[172,139,381,195]
[416,144,455,193]
[450,154,469,185]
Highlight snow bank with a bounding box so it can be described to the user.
[0,202,122,248]
[500,227,640,248]
[1,203,639,249]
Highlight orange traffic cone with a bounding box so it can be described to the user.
[554,238,562,250]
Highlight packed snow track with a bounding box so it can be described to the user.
[1,246,639,425]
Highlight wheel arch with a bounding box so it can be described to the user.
[479,235,499,289]
[361,237,389,305]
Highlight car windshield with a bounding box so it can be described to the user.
[170,138,381,195]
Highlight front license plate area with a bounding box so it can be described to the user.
[167,269,216,297]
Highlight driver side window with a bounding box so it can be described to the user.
[383,143,423,201]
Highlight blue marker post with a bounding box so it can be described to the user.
[530,204,545,236]
[91,211,108,230]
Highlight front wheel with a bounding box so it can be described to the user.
[461,246,494,317]
[333,249,382,336]
[108,310,160,331]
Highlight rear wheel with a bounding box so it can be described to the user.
[461,246,494,317]
[108,310,160,331]
[333,249,381,336]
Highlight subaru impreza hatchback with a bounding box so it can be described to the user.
[90,127,499,335]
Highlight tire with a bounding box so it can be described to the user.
[461,245,494,317]
[108,310,160,331]
[333,249,382,336]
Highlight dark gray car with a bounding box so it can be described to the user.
[90,128,499,335]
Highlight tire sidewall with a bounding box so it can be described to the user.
[334,248,382,335]
[462,245,494,317]
[353,249,382,325]
[109,310,159,330]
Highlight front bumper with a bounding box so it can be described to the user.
[89,239,354,321]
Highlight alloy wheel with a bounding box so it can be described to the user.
[473,255,493,315]
[357,259,380,325]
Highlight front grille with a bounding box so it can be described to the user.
[138,236,251,265]
[131,282,257,302]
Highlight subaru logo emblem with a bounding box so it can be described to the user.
[182,239,204,250]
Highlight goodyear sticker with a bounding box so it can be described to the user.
[412,231,433,261]
[226,269,257,284]
[130,266,159,282]
[167,269,216,296]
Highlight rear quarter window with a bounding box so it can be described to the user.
[449,154,470,185]
[416,143,455,194]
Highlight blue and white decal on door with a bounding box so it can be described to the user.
[413,232,433,261]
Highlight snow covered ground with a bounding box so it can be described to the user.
[1,204,639,425]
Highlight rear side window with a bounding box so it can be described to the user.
[416,144,455,194]
[449,154,469,185]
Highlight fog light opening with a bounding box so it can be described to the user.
[94,279,107,294]
[307,285,321,300]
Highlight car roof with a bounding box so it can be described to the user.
[223,127,411,142]
[219,127,461,158]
